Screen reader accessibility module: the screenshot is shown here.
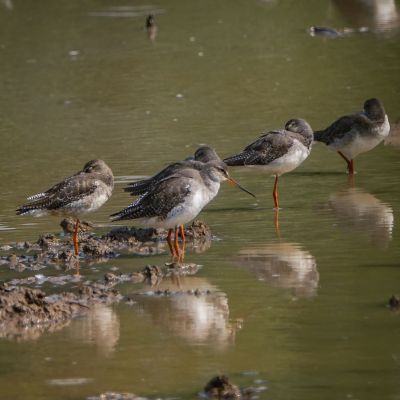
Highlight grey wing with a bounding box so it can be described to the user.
[111,175,192,221]
[314,114,370,146]
[17,175,98,215]
[26,170,83,201]
[224,130,293,166]
[124,161,190,196]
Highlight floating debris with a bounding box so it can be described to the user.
[308,26,342,37]
[88,393,148,400]
[388,295,400,310]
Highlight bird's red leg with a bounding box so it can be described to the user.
[73,219,80,256]
[272,175,279,209]
[173,227,181,262]
[274,208,280,237]
[337,151,354,175]
[179,224,186,262]
[348,159,355,175]
[167,229,175,258]
[73,219,80,275]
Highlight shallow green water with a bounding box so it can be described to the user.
[1,0,400,399]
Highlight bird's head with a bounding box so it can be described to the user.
[194,146,221,163]
[285,118,313,136]
[364,98,385,122]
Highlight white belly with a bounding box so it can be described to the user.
[257,141,310,176]
[334,115,390,159]
[139,182,220,229]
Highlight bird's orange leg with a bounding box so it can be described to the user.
[337,151,354,175]
[173,227,181,262]
[274,208,280,237]
[348,159,355,175]
[272,175,279,209]
[73,219,80,275]
[179,224,186,262]
[167,229,175,258]
[73,219,80,256]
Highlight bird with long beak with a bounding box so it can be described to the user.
[224,119,313,210]
[111,160,255,262]
[124,146,221,196]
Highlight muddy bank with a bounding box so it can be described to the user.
[0,262,203,340]
[0,282,122,341]
[0,219,212,271]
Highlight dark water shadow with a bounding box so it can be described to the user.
[294,171,347,177]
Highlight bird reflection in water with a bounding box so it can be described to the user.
[328,187,394,246]
[332,0,400,33]
[235,243,319,298]
[67,304,120,356]
[131,277,241,349]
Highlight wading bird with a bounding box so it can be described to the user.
[16,160,114,270]
[224,118,313,210]
[314,98,390,175]
[111,160,254,262]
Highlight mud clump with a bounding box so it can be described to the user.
[60,218,93,234]
[103,263,200,289]
[82,237,115,257]
[0,219,212,270]
[105,226,161,243]
[185,219,212,240]
[205,375,242,399]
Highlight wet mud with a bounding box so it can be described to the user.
[0,219,212,271]
[0,262,204,341]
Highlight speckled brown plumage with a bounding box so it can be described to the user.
[16,160,114,216]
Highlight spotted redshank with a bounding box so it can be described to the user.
[111,160,254,262]
[124,146,221,196]
[224,118,313,210]
[16,159,114,262]
[314,98,390,175]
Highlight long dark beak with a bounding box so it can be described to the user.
[227,176,256,198]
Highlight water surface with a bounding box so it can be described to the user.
[1,0,400,399]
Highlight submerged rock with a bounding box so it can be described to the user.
[308,26,341,37]
[205,375,242,399]
[60,218,93,234]
[388,295,400,310]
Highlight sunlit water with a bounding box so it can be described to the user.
[1,0,400,399]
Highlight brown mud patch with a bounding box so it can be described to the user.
[0,282,122,341]
[0,262,203,341]
[0,219,212,271]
